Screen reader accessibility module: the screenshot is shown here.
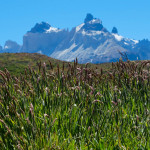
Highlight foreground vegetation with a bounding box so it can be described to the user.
[0,58,150,149]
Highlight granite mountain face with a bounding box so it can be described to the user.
[21,22,69,55]
[1,14,150,63]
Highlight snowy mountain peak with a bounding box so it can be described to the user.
[76,14,104,32]
[81,14,103,31]
[29,22,63,34]
[29,22,51,33]
[83,14,102,25]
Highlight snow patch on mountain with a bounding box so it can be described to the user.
[132,39,139,44]
[124,42,129,45]
[46,27,62,33]
[89,19,102,24]
[112,33,139,44]
[76,23,84,32]
[81,30,107,36]
[112,33,123,41]
[4,45,9,49]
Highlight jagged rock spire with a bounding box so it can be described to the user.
[82,13,104,31]
[84,13,94,23]
[112,27,118,34]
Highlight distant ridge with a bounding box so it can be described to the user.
[1,14,150,63]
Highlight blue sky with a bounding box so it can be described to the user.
[0,0,150,46]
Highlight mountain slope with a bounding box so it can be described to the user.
[50,14,138,63]
[1,13,150,63]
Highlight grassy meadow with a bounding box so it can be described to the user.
[0,53,149,149]
[0,53,112,76]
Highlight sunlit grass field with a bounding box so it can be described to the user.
[0,53,149,149]
[0,53,112,76]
